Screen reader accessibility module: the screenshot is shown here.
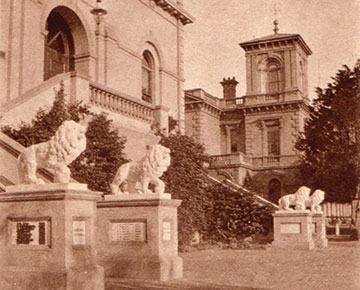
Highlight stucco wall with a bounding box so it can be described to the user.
[199,111,221,155]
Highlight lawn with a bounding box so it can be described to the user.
[181,241,360,289]
[107,241,360,290]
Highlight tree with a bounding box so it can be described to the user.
[296,65,359,202]
[160,134,211,248]
[2,82,128,193]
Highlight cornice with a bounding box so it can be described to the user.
[240,34,312,56]
[153,0,194,25]
[223,100,310,115]
[185,100,222,117]
[97,198,181,208]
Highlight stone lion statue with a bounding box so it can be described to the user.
[278,186,311,211]
[17,120,88,184]
[110,144,171,195]
[305,189,325,212]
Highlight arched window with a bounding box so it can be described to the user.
[142,51,154,103]
[44,11,74,80]
[267,61,281,94]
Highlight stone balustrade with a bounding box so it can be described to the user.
[221,97,245,108]
[90,83,154,123]
[209,153,249,167]
[209,153,298,168]
[244,93,282,105]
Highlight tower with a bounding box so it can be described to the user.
[240,20,312,103]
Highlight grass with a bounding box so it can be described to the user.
[181,241,360,290]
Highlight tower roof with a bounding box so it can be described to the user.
[239,32,312,56]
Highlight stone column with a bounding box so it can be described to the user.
[97,194,182,281]
[0,184,104,290]
[272,211,315,250]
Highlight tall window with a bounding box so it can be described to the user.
[142,51,154,103]
[299,60,305,94]
[267,125,280,155]
[267,61,281,94]
[230,128,239,153]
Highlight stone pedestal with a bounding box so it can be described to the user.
[97,194,182,281]
[352,199,360,240]
[312,212,328,248]
[272,211,315,250]
[0,184,104,290]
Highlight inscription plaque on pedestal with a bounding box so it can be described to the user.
[162,221,171,241]
[280,223,301,234]
[73,220,86,245]
[110,220,146,242]
[10,218,50,246]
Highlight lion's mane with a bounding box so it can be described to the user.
[18,120,87,184]
[306,189,325,212]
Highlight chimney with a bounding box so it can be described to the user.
[220,77,238,99]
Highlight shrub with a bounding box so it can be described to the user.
[160,133,273,250]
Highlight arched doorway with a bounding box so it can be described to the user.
[45,10,74,80]
[268,178,282,204]
[44,6,90,80]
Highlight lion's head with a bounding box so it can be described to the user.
[311,189,325,205]
[143,144,171,178]
[48,120,87,166]
[294,186,311,201]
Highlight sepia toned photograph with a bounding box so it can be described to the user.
[0,0,359,289]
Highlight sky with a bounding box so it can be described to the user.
[182,0,360,100]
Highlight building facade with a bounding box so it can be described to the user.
[0,0,193,186]
[185,24,311,203]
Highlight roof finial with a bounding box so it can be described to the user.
[273,4,279,34]
[273,19,279,34]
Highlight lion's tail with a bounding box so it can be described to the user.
[17,152,27,183]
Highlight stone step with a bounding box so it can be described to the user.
[106,278,257,290]
[327,234,352,241]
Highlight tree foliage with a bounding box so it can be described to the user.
[160,134,211,247]
[296,65,359,202]
[2,82,128,193]
[160,133,273,249]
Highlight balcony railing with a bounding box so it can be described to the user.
[90,83,154,123]
[209,153,250,167]
[222,97,245,108]
[209,153,298,168]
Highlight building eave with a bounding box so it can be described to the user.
[153,0,195,25]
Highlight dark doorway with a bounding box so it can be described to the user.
[268,178,281,204]
[44,11,75,80]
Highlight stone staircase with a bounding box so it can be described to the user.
[207,174,279,210]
